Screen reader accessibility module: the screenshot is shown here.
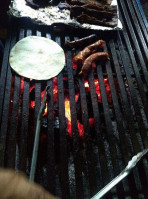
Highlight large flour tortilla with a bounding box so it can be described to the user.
[9,36,65,80]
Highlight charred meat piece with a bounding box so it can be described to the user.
[99,0,112,5]
[73,40,104,65]
[70,0,87,5]
[82,4,117,12]
[70,0,112,6]
[76,14,116,27]
[65,34,97,49]
[70,5,116,20]
[79,52,110,75]
[70,0,102,6]
[69,0,117,12]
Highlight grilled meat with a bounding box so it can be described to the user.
[79,52,110,75]
[70,0,112,5]
[65,34,97,49]
[70,5,116,20]
[73,40,104,65]
[76,14,116,27]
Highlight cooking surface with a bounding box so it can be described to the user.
[0,0,148,198]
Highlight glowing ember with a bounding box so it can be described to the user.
[77,121,84,137]
[30,100,35,109]
[89,118,95,126]
[28,75,112,137]
[29,85,35,93]
[29,85,35,109]
[42,103,47,117]
[64,97,84,137]
[84,78,112,103]
[64,98,71,135]
[75,93,79,102]
[53,77,58,102]
[20,77,24,94]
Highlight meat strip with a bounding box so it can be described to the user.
[70,5,116,20]
[76,14,117,27]
[65,34,97,49]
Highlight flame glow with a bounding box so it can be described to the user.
[28,75,112,138]
[84,78,112,103]
[64,98,72,135]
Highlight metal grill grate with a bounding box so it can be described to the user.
[0,0,148,198]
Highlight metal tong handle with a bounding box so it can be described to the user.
[29,86,50,181]
[91,149,148,199]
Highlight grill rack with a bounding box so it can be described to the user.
[0,0,148,198]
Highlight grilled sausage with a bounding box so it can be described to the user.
[79,52,110,75]
[73,40,104,65]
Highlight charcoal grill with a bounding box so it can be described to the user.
[0,0,148,198]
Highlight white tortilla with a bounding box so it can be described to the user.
[9,36,65,80]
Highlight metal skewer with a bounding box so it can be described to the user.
[29,85,50,182]
[91,149,148,199]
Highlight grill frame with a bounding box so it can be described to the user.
[0,0,148,198]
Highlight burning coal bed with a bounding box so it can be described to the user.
[9,71,120,198]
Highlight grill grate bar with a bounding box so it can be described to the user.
[88,70,117,198]
[19,29,31,172]
[131,1,148,41]
[120,30,148,117]
[108,39,148,197]
[19,78,30,171]
[7,29,26,168]
[56,36,70,199]
[0,25,12,122]
[70,48,98,196]
[73,40,99,196]
[7,75,21,168]
[46,78,56,194]
[135,0,148,31]
[117,33,148,148]
[109,40,144,151]
[97,64,127,198]
[125,0,148,57]
[115,33,148,198]
[103,42,140,198]
[79,75,98,196]
[119,0,148,87]
[65,42,84,199]
[0,66,12,167]
[0,26,17,167]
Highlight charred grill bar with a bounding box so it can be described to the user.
[0,0,148,198]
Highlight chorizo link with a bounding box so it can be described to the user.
[79,52,110,75]
[73,40,104,65]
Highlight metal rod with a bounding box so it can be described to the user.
[91,149,148,199]
[29,86,50,182]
